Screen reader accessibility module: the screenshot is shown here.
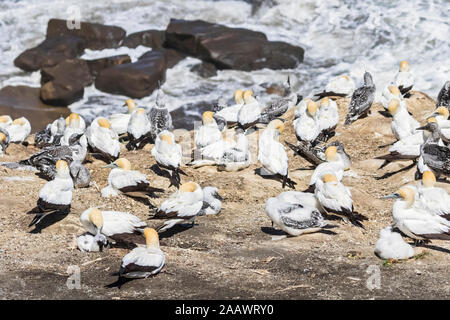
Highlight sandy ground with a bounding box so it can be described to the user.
[0,92,449,300]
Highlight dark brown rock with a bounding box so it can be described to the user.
[0,86,70,132]
[190,62,217,78]
[122,30,166,49]
[138,48,185,68]
[164,19,304,71]
[46,19,126,50]
[13,36,85,72]
[85,55,131,78]
[40,59,92,106]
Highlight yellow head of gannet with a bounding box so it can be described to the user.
[389,85,401,96]
[116,158,131,170]
[320,97,330,108]
[387,99,400,116]
[399,60,409,72]
[422,171,436,188]
[234,89,244,104]
[88,208,104,229]
[340,75,350,81]
[143,227,160,248]
[325,145,338,162]
[0,116,10,123]
[66,113,81,127]
[397,187,415,207]
[160,132,173,144]
[12,118,25,126]
[179,181,198,193]
[97,118,111,129]
[267,119,285,133]
[125,99,137,113]
[55,160,69,175]
[307,101,318,116]
[202,111,214,125]
[0,132,6,142]
[435,106,449,119]
[321,173,338,183]
[243,90,254,104]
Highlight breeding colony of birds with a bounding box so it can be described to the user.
[0,60,449,288]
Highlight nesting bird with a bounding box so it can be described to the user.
[151,182,204,232]
[101,158,163,206]
[293,100,321,145]
[314,75,356,99]
[215,89,244,125]
[34,116,65,148]
[415,171,450,217]
[217,128,251,172]
[126,108,152,150]
[110,99,137,135]
[0,115,12,130]
[194,111,222,149]
[317,97,338,141]
[344,71,376,126]
[198,186,223,216]
[374,226,414,260]
[6,117,31,143]
[237,90,261,130]
[86,117,120,162]
[394,61,414,98]
[258,119,296,188]
[27,160,74,231]
[388,99,419,140]
[107,228,165,289]
[151,130,184,188]
[381,85,403,111]
[260,78,300,124]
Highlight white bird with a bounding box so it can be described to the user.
[60,113,88,162]
[106,228,165,289]
[258,119,296,188]
[152,130,184,188]
[293,100,321,144]
[0,115,12,130]
[110,99,137,135]
[315,75,355,99]
[80,207,148,247]
[126,108,152,150]
[198,186,223,215]
[317,97,339,136]
[27,160,74,230]
[294,98,313,119]
[6,117,31,143]
[101,158,163,205]
[77,233,101,252]
[315,173,367,228]
[388,99,419,140]
[215,89,244,125]
[429,107,450,142]
[217,128,251,172]
[151,182,204,232]
[394,60,414,97]
[374,226,414,260]
[308,145,348,190]
[65,112,86,132]
[275,191,326,214]
[381,85,403,110]
[265,194,327,237]
[194,111,222,149]
[86,117,120,162]
[416,171,450,218]
[383,187,450,242]
[237,90,261,130]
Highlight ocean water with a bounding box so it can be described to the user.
[0,0,449,125]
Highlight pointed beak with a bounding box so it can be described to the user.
[381,193,401,200]
[416,126,427,131]
[102,163,117,169]
[215,193,224,201]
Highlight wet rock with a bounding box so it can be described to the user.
[122,30,166,49]
[84,55,131,78]
[0,86,70,132]
[13,36,85,72]
[46,19,126,50]
[40,59,92,106]
[164,19,304,71]
[190,62,217,78]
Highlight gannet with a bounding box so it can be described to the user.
[308,145,349,190]
[77,233,101,252]
[126,108,152,150]
[148,89,173,142]
[151,130,184,188]
[344,71,376,126]
[0,129,10,156]
[80,207,148,247]
[380,85,403,110]
[215,89,244,125]
[6,117,31,143]
[417,122,450,178]
[198,186,223,215]
[60,113,88,162]
[293,100,321,145]
[374,226,414,260]
[213,114,227,132]
[237,90,261,130]
[275,190,325,214]
[265,195,327,236]
[394,61,414,98]
[258,119,296,189]
[383,187,450,241]
[0,115,12,130]
[416,171,450,217]
[101,158,163,205]
[34,116,65,148]
[260,79,300,124]
[314,75,356,99]
[317,97,338,140]
[192,137,236,167]
[110,99,137,135]
[436,81,450,108]
[388,99,419,140]
[151,182,203,232]
[27,160,73,230]
[69,160,91,188]
[315,173,367,228]
[217,128,251,172]
[106,228,165,289]
[86,117,120,162]
[65,112,86,132]
[194,111,222,149]
[294,98,312,119]
[429,108,450,142]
